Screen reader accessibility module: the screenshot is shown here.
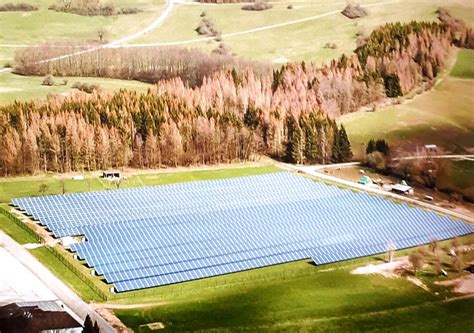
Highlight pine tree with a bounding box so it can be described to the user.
[375,139,389,156]
[338,125,353,162]
[366,139,376,155]
[331,126,341,163]
[302,117,319,164]
[285,116,304,164]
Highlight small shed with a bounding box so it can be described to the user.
[358,176,373,185]
[391,184,414,195]
[425,144,437,151]
[102,170,121,179]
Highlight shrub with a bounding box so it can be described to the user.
[341,3,367,19]
[323,42,337,49]
[71,81,100,93]
[0,3,39,12]
[365,151,387,172]
[195,18,219,37]
[287,4,293,10]
[48,3,141,16]
[118,7,142,15]
[242,1,272,11]
[42,75,55,86]
[212,43,231,56]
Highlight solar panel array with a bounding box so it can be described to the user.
[12,172,474,292]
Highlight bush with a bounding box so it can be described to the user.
[42,75,55,86]
[242,1,272,11]
[287,4,293,10]
[195,18,219,37]
[323,42,337,49]
[341,3,367,19]
[365,151,387,172]
[0,3,39,11]
[71,81,100,93]
[118,7,142,15]
[48,4,142,16]
[212,43,231,56]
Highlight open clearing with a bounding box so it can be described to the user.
[342,49,474,158]
[0,72,152,105]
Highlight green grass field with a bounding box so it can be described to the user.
[0,165,280,203]
[0,213,38,244]
[437,160,474,200]
[342,49,474,158]
[128,0,474,63]
[0,0,166,67]
[450,49,474,78]
[0,0,166,44]
[0,72,152,105]
[115,254,474,332]
[30,247,107,301]
[1,0,472,67]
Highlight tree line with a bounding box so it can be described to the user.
[14,45,268,88]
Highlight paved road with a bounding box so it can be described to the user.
[392,154,474,161]
[0,231,116,333]
[282,163,474,223]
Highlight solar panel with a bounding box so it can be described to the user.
[12,172,474,292]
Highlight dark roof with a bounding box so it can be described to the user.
[0,303,81,333]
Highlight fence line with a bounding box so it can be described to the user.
[0,206,41,243]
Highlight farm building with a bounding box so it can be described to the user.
[102,170,121,179]
[391,184,414,195]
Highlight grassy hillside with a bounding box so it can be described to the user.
[0,0,166,44]
[0,0,166,66]
[342,49,474,158]
[128,0,474,63]
[2,0,472,67]
[0,72,152,104]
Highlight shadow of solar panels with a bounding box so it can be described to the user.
[12,172,474,292]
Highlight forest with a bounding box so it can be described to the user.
[0,19,470,175]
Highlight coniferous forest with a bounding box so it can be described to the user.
[1,19,472,175]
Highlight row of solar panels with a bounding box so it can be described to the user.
[12,172,474,292]
[114,226,466,292]
[79,213,471,285]
[13,173,324,236]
